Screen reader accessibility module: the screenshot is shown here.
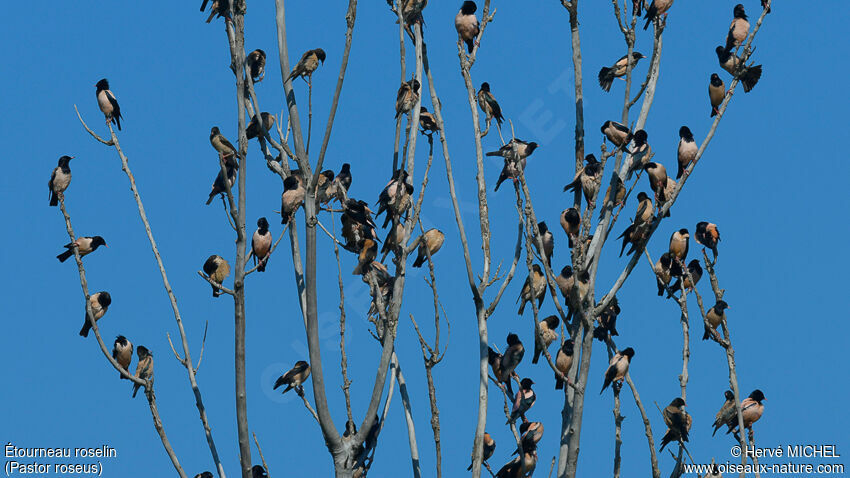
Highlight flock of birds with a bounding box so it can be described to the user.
[43,0,772,476]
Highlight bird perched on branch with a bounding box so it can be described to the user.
[695,221,721,261]
[48,155,73,207]
[600,347,634,394]
[725,390,765,437]
[95,79,122,131]
[132,346,153,398]
[600,175,627,219]
[489,333,524,395]
[677,126,697,179]
[598,52,646,92]
[247,49,266,83]
[711,390,736,436]
[508,378,536,424]
[246,113,276,141]
[555,338,574,390]
[517,264,546,315]
[79,292,111,338]
[280,176,306,225]
[633,191,653,226]
[532,315,559,364]
[455,1,479,54]
[560,208,581,248]
[209,127,238,167]
[112,335,133,379]
[401,0,428,25]
[352,239,378,275]
[628,130,652,176]
[495,448,537,478]
[564,154,603,207]
[709,73,726,117]
[595,297,621,340]
[57,236,107,263]
[668,228,689,264]
[654,252,673,296]
[313,170,336,206]
[660,397,691,452]
[533,222,554,267]
[395,78,420,119]
[251,217,272,272]
[194,472,213,478]
[601,121,632,148]
[715,46,762,93]
[331,163,353,203]
[287,48,326,82]
[341,199,377,253]
[418,107,440,135]
[206,162,237,205]
[200,0,230,23]
[203,255,230,297]
[251,465,267,478]
[381,222,405,258]
[274,360,311,394]
[643,162,669,205]
[725,4,750,51]
[490,139,538,191]
[643,0,674,30]
[376,169,413,228]
[477,82,504,127]
[617,223,646,257]
[412,229,445,267]
[555,265,574,300]
[668,259,702,298]
[518,421,544,452]
[466,432,496,471]
[703,300,730,340]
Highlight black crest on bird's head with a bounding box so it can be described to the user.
[585,154,598,164]
[633,129,648,145]
[538,221,548,234]
[58,155,74,165]
[679,228,689,236]
[749,389,765,402]
[520,377,534,389]
[420,106,428,113]
[322,170,335,181]
[532,264,542,274]
[637,191,649,202]
[409,78,421,92]
[544,315,560,329]
[562,338,575,354]
[724,390,735,401]
[314,48,327,62]
[137,345,150,358]
[506,333,521,346]
[660,252,672,268]
[577,271,590,283]
[621,347,635,358]
[480,81,490,91]
[257,217,269,230]
[96,78,110,90]
[283,176,299,190]
[716,46,731,61]
[670,397,686,408]
[526,142,539,154]
[679,126,694,141]
[97,291,112,307]
[460,1,477,14]
[710,73,723,86]
[632,52,646,60]
[715,300,730,311]
[560,265,573,278]
[341,163,351,172]
[115,335,128,346]
[91,236,107,248]
[733,4,747,19]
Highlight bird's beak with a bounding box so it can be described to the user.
[69,156,75,160]
[104,244,109,248]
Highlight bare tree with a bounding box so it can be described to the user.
[54,1,774,477]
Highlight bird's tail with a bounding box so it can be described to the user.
[206,193,216,205]
[282,384,294,394]
[555,378,564,390]
[212,283,221,298]
[485,151,501,157]
[57,250,74,262]
[465,39,474,54]
[532,348,541,364]
[518,301,526,315]
[598,67,614,92]
[79,320,91,338]
[711,106,719,117]
[467,463,473,471]
[114,116,122,131]
[702,324,712,341]
[132,383,141,398]
[412,253,425,268]
[50,192,59,207]
[739,65,762,93]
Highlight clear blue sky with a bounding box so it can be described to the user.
[2,1,848,476]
